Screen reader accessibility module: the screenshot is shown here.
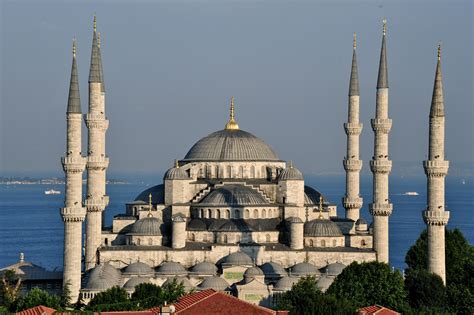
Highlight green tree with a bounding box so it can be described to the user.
[0,269,22,311]
[405,269,447,312]
[161,278,186,303]
[405,228,474,314]
[15,288,61,312]
[326,261,409,312]
[131,281,185,309]
[86,286,129,310]
[277,276,354,315]
[59,281,71,309]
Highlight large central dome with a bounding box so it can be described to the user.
[182,129,279,162]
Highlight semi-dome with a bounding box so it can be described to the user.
[129,217,162,236]
[273,276,299,291]
[156,261,187,276]
[123,262,154,275]
[85,264,121,290]
[316,275,334,292]
[134,184,164,204]
[286,217,303,224]
[164,165,189,180]
[279,164,303,180]
[182,129,279,162]
[304,219,343,237]
[199,185,269,206]
[162,277,194,291]
[197,276,229,291]
[244,266,264,277]
[323,262,346,276]
[190,261,218,275]
[260,262,287,278]
[290,262,320,277]
[123,277,151,289]
[187,218,207,231]
[222,252,253,266]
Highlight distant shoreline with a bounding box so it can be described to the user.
[0,177,129,185]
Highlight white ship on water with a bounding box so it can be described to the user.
[403,191,419,196]
[44,189,61,195]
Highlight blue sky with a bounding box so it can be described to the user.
[1,0,472,176]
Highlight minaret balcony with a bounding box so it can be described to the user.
[371,118,392,133]
[423,210,450,226]
[84,197,108,212]
[343,196,363,209]
[87,156,109,170]
[60,206,86,222]
[343,159,363,171]
[84,114,109,130]
[369,203,393,216]
[369,160,392,173]
[423,160,449,177]
[344,123,363,135]
[61,156,87,173]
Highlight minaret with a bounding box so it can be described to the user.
[369,19,393,263]
[423,44,449,284]
[84,16,109,270]
[61,39,87,302]
[343,33,363,221]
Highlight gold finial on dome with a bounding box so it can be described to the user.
[382,18,387,36]
[225,96,239,130]
[437,41,442,61]
[174,159,179,168]
[148,193,153,217]
[72,38,76,58]
[318,196,324,219]
[93,14,97,32]
[353,32,357,50]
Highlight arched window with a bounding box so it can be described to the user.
[200,209,204,218]
[137,238,141,246]
[207,209,212,218]
[321,240,326,247]
[236,235,241,243]
[361,239,366,247]
[266,234,271,242]
[310,239,314,247]
[190,233,196,241]
[226,209,230,219]
[250,165,256,178]
[235,209,240,219]
[262,209,266,218]
[262,166,266,177]
[227,165,232,178]
[333,240,337,247]
[104,238,108,246]
[223,234,228,244]
[216,209,221,219]
[254,209,258,218]
[203,234,208,242]
[239,165,244,178]
[148,238,153,245]
[215,165,219,178]
[245,209,250,219]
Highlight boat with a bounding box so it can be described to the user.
[45,189,61,195]
[403,192,419,196]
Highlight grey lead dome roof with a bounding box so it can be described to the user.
[129,217,162,236]
[279,166,304,181]
[123,262,154,275]
[190,261,218,275]
[197,276,229,291]
[304,219,343,237]
[182,129,279,162]
[290,262,320,277]
[199,184,269,206]
[222,252,253,266]
[274,276,299,291]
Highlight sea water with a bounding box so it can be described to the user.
[0,175,472,271]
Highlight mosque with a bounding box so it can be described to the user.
[59,17,450,307]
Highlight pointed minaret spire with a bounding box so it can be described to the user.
[349,33,360,96]
[430,43,444,117]
[225,96,239,130]
[377,19,388,88]
[89,15,103,85]
[67,39,81,113]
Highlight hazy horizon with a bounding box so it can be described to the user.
[1,0,472,176]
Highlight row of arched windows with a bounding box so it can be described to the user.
[188,233,273,244]
[306,239,343,247]
[194,208,278,220]
[196,165,272,179]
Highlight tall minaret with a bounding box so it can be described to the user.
[61,39,87,302]
[423,44,449,284]
[343,33,363,221]
[369,19,393,263]
[84,16,109,270]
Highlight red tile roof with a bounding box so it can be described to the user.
[15,305,57,315]
[150,289,288,315]
[357,305,400,315]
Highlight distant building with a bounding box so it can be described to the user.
[0,253,62,296]
[357,305,400,315]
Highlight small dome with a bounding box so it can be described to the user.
[244,266,264,277]
[316,275,334,292]
[356,218,367,225]
[286,217,303,224]
[162,277,194,291]
[183,129,279,162]
[355,218,368,232]
[197,276,229,291]
[222,252,253,266]
[85,264,121,290]
[173,215,186,222]
[101,263,122,282]
[164,166,189,180]
[304,219,342,237]
[187,218,207,231]
[190,261,218,275]
[274,276,299,291]
[218,220,252,232]
[123,277,151,289]
[304,186,329,206]
[279,164,303,181]
[290,262,320,277]
[156,261,187,276]
[260,262,287,278]
[123,262,154,275]
[323,262,346,276]
[199,185,269,206]
[129,217,162,236]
